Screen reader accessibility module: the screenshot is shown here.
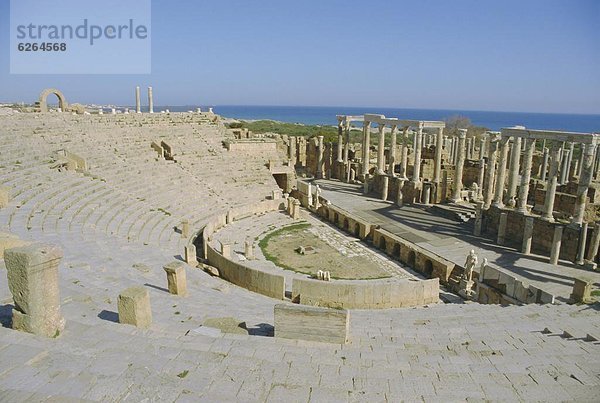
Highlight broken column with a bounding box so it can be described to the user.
[163,261,188,296]
[474,201,483,236]
[576,222,589,265]
[521,216,534,255]
[148,86,154,113]
[396,178,404,207]
[381,175,389,201]
[549,225,564,265]
[497,212,508,245]
[292,199,301,220]
[4,243,65,337]
[118,286,152,328]
[451,129,467,203]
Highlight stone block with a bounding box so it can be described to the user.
[181,220,190,238]
[221,242,231,258]
[184,244,197,266]
[4,243,65,337]
[0,232,28,258]
[118,286,152,328]
[163,261,188,296]
[274,303,349,344]
[570,278,592,303]
[0,185,11,208]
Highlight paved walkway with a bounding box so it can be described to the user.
[313,179,600,301]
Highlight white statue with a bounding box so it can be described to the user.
[463,249,478,282]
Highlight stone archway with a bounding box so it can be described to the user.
[38,88,68,113]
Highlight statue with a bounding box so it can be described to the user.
[463,249,478,282]
[314,185,322,209]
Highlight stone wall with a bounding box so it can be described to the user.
[291,277,439,309]
[206,243,285,300]
[482,206,582,262]
[476,264,555,304]
[224,139,278,152]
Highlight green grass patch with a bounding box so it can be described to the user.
[590,290,600,297]
[258,222,310,271]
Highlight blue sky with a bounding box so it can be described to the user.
[0,0,598,113]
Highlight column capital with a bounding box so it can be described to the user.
[457,129,467,139]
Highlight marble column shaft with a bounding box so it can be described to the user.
[148,86,154,113]
[399,128,409,179]
[361,121,371,175]
[451,130,467,202]
[505,137,521,207]
[484,133,500,208]
[388,125,397,175]
[337,123,344,162]
[135,86,141,113]
[541,144,563,221]
[377,124,386,174]
[412,124,423,183]
[316,135,324,179]
[516,138,536,213]
[433,127,444,184]
[572,143,597,225]
[492,136,510,207]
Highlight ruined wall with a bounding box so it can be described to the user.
[291,277,439,309]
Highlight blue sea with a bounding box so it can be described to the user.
[150,105,600,133]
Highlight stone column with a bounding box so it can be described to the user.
[337,122,344,162]
[559,148,571,185]
[576,222,589,265]
[474,201,483,236]
[412,123,424,183]
[135,86,141,113]
[477,158,485,200]
[577,144,585,177]
[505,137,521,207]
[395,178,405,206]
[451,129,467,203]
[516,138,536,213]
[343,123,350,163]
[399,127,409,179]
[148,86,154,113]
[377,124,386,174]
[540,147,549,181]
[549,225,564,265]
[497,212,508,245]
[361,121,371,176]
[381,175,389,201]
[466,138,472,160]
[567,142,575,181]
[572,143,597,225]
[484,133,500,208]
[492,136,510,208]
[433,127,444,185]
[388,125,397,175]
[245,240,254,259]
[289,136,297,165]
[541,144,563,221]
[316,135,324,179]
[479,136,486,159]
[521,216,534,255]
[4,243,65,337]
[586,222,600,262]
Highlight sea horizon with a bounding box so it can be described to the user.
[109,104,600,133]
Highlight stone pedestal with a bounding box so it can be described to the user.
[4,243,65,337]
[181,220,190,238]
[184,244,197,266]
[292,199,301,220]
[570,278,592,303]
[163,261,188,296]
[118,286,152,328]
[497,212,508,245]
[458,278,475,299]
[363,174,370,195]
[244,240,254,259]
[521,217,534,255]
[549,226,564,265]
[221,242,231,258]
[381,175,389,201]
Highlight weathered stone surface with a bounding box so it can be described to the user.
[184,244,197,266]
[203,317,248,335]
[163,261,188,296]
[118,286,152,328]
[274,303,349,344]
[0,232,28,258]
[570,278,592,303]
[0,185,11,208]
[4,243,65,337]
